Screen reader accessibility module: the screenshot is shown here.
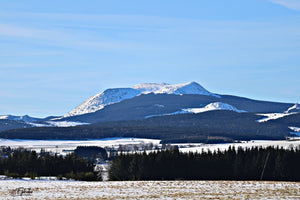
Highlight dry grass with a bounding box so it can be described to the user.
[0,180,299,199]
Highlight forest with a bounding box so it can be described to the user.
[1,145,300,182]
[0,148,99,181]
[109,146,300,181]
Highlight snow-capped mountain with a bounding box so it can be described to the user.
[1,81,299,141]
[65,81,219,117]
[0,115,40,123]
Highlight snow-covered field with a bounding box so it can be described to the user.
[1,138,300,155]
[179,140,300,153]
[0,138,161,155]
[0,180,299,199]
[1,138,300,199]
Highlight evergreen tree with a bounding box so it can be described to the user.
[109,146,300,181]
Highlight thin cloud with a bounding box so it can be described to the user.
[0,19,169,56]
[269,0,300,11]
[0,23,45,38]
[0,21,161,53]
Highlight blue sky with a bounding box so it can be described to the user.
[1,0,300,117]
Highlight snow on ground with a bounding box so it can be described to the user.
[256,112,296,123]
[1,138,300,155]
[289,126,300,132]
[0,138,161,155]
[0,180,299,200]
[179,140,300,153]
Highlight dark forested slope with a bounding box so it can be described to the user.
[0,111,292,142]
[62,94,293,123]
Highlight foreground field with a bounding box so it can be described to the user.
[0,180,299,199]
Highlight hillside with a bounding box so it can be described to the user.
[0,111,293,143]
[62,93,293,124]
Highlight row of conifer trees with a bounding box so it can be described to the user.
[109,146,300,181]
[0,148,99,181]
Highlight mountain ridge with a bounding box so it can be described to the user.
[61,93,294,124]
[0,81,299,140]
[64,81,219,117]
[0,115,41,123]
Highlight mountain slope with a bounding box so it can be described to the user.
[0,115,40,123]
[64,81,219,117]
[0,111,290,142]
[0,115,88,131]
[285,103,300,113]
[64,88,140,117]
[0,81,297,138]
[62,93,293,123]
[0,119,33,132]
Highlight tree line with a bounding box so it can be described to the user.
[0,148,100,181]
[109,146,300,181]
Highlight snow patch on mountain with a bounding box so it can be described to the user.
[289,126,300,132]
[0,114,88,128]
[30,121,89,127]
[182,102,246,114]
[289,126,300,137]
[65,82,219,117]
[256,113,296,123]
[256,103,299,123]
[133,81,220,97]
[132,83,169,94]
[285,103,300,113]
[65,88,140,117]
[145,102,245,118]
[45,121,89,127]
